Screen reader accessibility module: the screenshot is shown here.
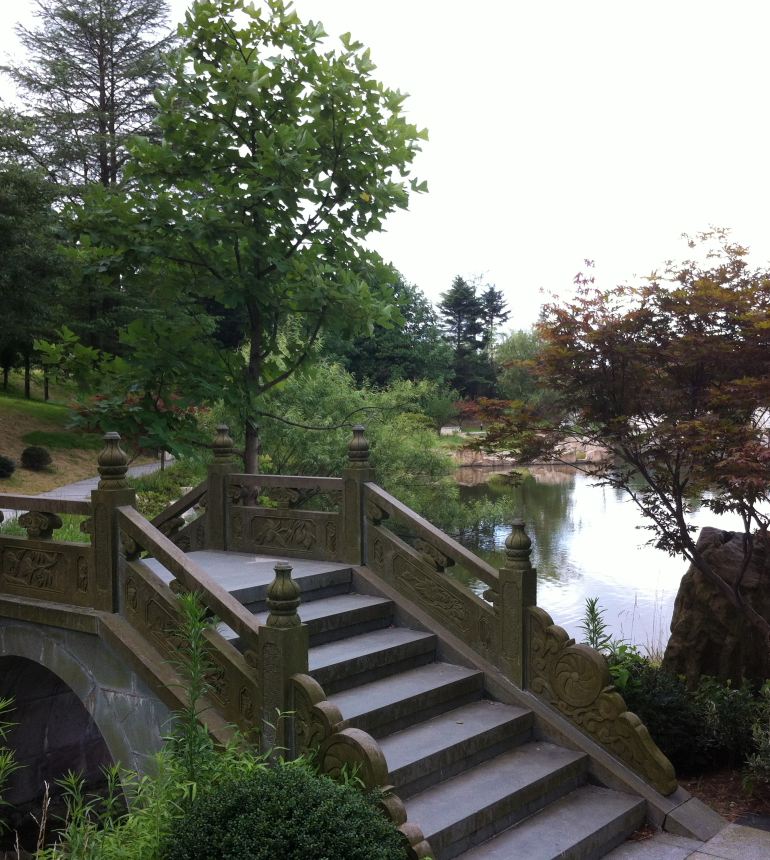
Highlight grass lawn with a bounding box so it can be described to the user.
[0,391,106,494]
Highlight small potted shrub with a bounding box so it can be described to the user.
[21,446,52,471]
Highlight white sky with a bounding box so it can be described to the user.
[2,0,770,328]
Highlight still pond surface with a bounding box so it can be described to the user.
[454,465,748,652]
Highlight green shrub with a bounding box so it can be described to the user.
[745,684,770,792]
[0,697,21,834]
[581,598,765,772]
[620,665,761,771]
[21,445,53,471]
[21,430,103,450]
[161,762,407,860]
[621,664,706,770]
[0,455,15,479]
[129,459,207,519]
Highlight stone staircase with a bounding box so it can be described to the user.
[160,552,647,860]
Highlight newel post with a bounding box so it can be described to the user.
[341,425,373,565]
[207,424,236,550]
[90,432,136,612]
[258,560,309,756]
[497,519,538,687]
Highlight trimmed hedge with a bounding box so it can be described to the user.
[161,762,407,860]
[0,456,15,479]
[20,445,52,471]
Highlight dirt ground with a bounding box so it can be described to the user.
[680,767,770,824]
[0,395,101,494]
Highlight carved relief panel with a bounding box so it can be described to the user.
[0,539,94,606]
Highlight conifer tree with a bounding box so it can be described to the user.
[3,0,174,190]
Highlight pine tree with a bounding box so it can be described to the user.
[3,0,174,190]
[437,276,496,398]
[438,276,485,354]
[480,283,510,355]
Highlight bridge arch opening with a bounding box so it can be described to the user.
[0,656,114,846]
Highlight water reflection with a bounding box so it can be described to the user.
[454,466,746,652]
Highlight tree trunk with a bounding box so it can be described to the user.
[2,365,8,390]
[24,353,31,399]
[43,370,49,401]
[244,423,260,474]
[245,301,262,474]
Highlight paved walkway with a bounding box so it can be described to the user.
[608,822,770,859]
[0,461,163,521]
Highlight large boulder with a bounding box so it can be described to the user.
[662,527,770,687]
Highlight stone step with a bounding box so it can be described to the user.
[380,699,534,799]
[405,741,587,859]
[309,627,437,694]
[457,784,646,860]
[330,662,484,739]
[143,551,353,606]
[217,592,394,648]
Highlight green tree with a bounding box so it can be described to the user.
[251,362,504,532]
[479,283,510,358]
[2,0,174,189]
[79,0,426,471]
[437,276,496,397]
[496,328,559,415]
[322,274,452,387]
[480,232,770,655]
[0,164,68,397]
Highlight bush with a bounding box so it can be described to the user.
[161,762,407,860]
[745,684,770,792]
[20,445,52,471]
[129,459,207,519]
[0,456,15,479]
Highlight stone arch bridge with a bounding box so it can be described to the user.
[0,427,725,858]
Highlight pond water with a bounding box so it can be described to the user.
[453,465,749,652]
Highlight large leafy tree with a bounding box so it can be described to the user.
[495,328,559,416]
[2,0,174,190]
[80,0,426,471]
[480,232,770,648]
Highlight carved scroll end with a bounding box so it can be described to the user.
[527,606,677,796]
[366,499,389,526]
[290,673,345,755]
[414,538,455,572]
[121,530,141,560]
[158,516,185,539]
[319,727,389,790]
[19,511,62,540]
[399,823,434,860]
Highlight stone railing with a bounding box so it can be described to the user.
[0,495,98,608]
[117,505,263,737]
[226,473,343,561]
[150,482,208,552]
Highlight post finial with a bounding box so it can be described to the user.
[266,561,301,628]
[348,425,369,463]
[505,518,533,568]
[212,424,235,462]
[97,432,129,489]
